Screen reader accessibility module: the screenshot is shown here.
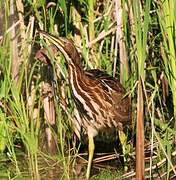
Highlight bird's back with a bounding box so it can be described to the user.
[74,69,131,133]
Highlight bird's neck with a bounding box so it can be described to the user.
[68,62,84,80]
[68,62,86,93]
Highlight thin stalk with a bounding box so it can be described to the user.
[10,0,20,84]
[132,0,151,178]
[88,0,95,42]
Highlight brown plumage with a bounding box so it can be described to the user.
[36,31,131,179]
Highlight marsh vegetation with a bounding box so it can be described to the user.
[0,0,176,179]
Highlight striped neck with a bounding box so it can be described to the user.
[68,59,84,94]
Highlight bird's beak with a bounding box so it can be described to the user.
[38,30,66,49]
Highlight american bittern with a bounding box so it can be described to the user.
[37,31,131,179]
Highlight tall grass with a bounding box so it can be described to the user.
[157,0,176,123]
[132,0,151,178]
[156,0,176,178]
[0,0,176,179]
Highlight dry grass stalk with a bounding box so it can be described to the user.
[16,0,25,41]
[16,0,37,128]
[136,79,145,179]
[43,81,57,154]
[123,150,176,179]
[113,0,129,83]
[87,26,116,48]
[35,44,58,154]
[10,0,19,83]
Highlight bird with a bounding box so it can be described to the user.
[36,30,131,179]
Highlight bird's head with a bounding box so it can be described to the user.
[37,30,81,66]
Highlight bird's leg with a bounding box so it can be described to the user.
[118,130,128,171]
[86,135,95,179]
[86,126,97,179]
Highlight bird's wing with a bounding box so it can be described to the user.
[85,69,125,93]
